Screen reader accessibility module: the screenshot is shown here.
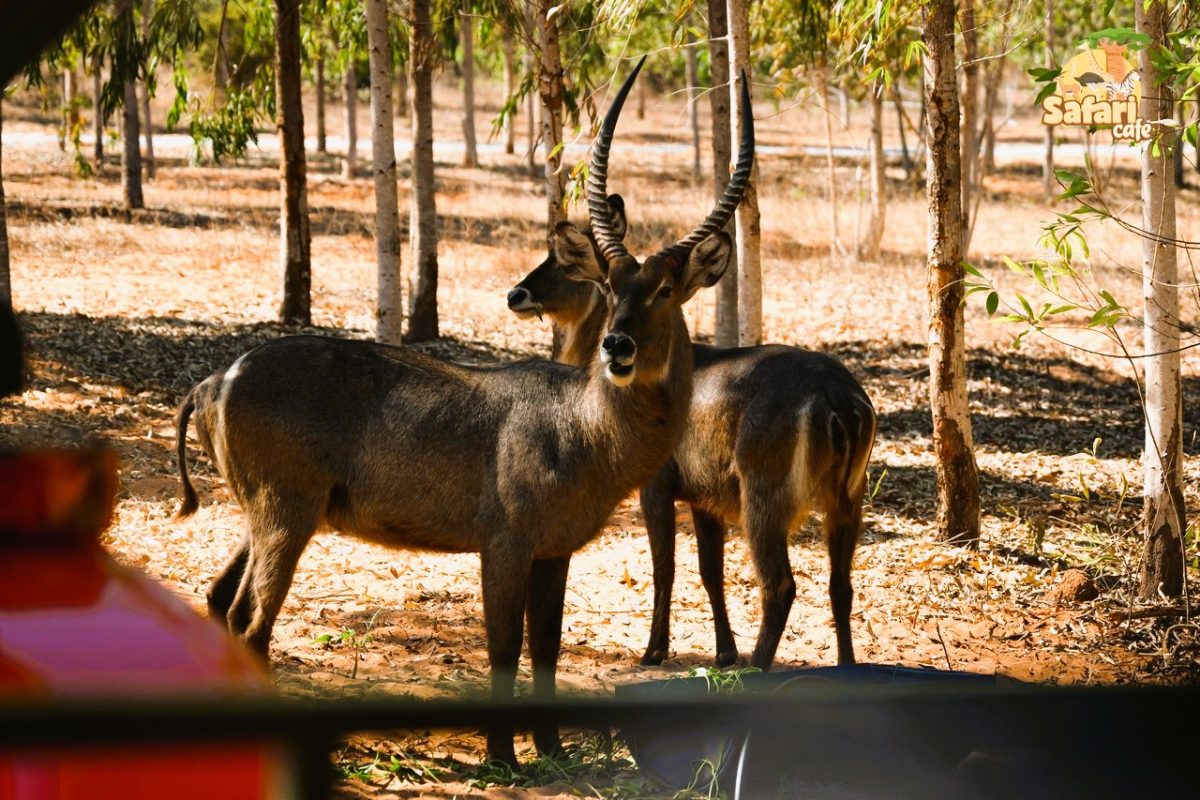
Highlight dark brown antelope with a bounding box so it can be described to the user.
[173,58,754,766]
[508,200,876,670]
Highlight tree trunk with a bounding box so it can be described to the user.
[892,81,911,172]
[856,80,885,260]
[819,69,842,257]
[366,0,402,345]
[407,0,439,341]
[708,0,737,347]
[1136,0,1185,599]
[1174,100,1186,190]
[979,54,1005,179]
[92,55,104,166]
[59,69,73,151]
[535,0,566,231]
[460,3,478,167]
[959,0,978,256]
[343,63,357,178]
[140,0,155,181]
[395,58,409,118]
[524,3,537,177]
[0,99,10,318]
[684,11,701,178]
[117,0,144,210]
[727,0,761,347]
[316,43,327,153]
[503,35,516,155]
[214,0,230,91]
[274,0,312,326]
[1042,0,1054,200]
[923,0,980,545]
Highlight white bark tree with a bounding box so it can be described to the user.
[342,62,357,178]
[708,0,738,348]
[1042,0,1054,200]
[534,0,565,230]
[460,2,478,167]
[856,79,885,260]
[924,0,980,544]
[502,35,516,155]
[727,0,761,346]
[684,10,701,178]
[140,0,155,181]
[366,0,402,345]
[1136,0,1185,598]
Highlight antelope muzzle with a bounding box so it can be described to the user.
[600,332,637,385]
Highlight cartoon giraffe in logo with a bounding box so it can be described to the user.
[1097,39,1139,100]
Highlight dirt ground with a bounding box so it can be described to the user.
[3,74,1200,797]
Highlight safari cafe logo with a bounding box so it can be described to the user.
[1040,33,1149,142]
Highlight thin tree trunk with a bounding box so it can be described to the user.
[979,55,1004,178]
[924,0,980,545]
[92,55,104,166]
[140,0,155,180]
[856,80,885,260]
[1174,100,1186,190]
[892,81,911,172]
[819,69,842,257]
[684,11,701,178]
[1136,0,1184,599]
[1043,0,1054,200]
[637,76,647,119]
[959,0,978,256]
[275,0,312,326]
[116,0,144,210]
[460,3,478,168]
[214,0,230,91]
[343,63,358,178]
[503,34,516,155]
[524,3,537,177]
[407,0,439,341]
[316,42,327,153]
[59,69,74,152]
[395,58,409,118]
[0,98,10,318]
[709,0,737,348]
[535,0,565,231]
[366,0,402,345]
[727,0,761,346]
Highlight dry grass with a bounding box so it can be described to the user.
[3,74,1200,797]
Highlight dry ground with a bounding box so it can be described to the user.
[3,75,1200,797]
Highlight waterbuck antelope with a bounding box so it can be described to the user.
[508,200,876,669]
[173,58,754,765]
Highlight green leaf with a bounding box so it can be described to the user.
[962,261,983,278]
[1003,256,1025,276]
[1047,304,1077,315]
[986,292,999,316]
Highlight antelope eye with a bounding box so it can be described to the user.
[657,285,674,300]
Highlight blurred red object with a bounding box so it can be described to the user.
[0,448,284,799]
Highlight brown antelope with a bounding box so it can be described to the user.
[508,201,876,670]
[173,58,754,766]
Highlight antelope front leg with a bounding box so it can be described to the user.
[639,476,676,666]
[526,556,570,758]
[481,543,531,767]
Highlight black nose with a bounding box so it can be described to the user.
[601,333,636,359]
[507,287,530,308]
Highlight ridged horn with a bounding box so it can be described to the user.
[587,56,646,263]
[659,70,755,262]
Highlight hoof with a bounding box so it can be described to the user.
[639,650,666,667]
[714,649,739,669]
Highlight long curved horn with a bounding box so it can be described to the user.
[587,56,646,263]
[659,70,755,262]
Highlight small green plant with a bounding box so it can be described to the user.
[681,665,763,695]
[313,609,383,679]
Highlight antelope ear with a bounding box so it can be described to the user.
[553,221,607,284]
[680,232,733,302]
[607,194,628,242]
